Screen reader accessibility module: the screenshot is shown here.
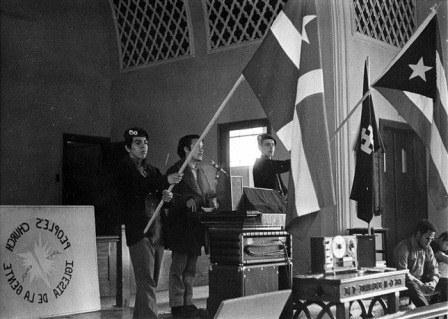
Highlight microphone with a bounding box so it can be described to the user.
[210,160,228,176]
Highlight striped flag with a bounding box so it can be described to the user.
[373,11,448,209]
[243,0,335,221]
[350,60,382,223]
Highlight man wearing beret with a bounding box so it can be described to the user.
[115,127,182,319]
[252,133,290,198]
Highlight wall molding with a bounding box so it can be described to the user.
[329,0,352,233]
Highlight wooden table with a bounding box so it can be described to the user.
[281,269,408,319]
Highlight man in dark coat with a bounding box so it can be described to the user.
[165,134,217,318]
[252,133,290,198]
[115,127,182,319]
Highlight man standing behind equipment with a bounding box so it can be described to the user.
[165,134,217,318]
[252,133,290,198]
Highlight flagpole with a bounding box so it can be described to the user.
[143,75,245,234]
[367,57,385,152]
[366,57,373,235]
[331,90,371,141]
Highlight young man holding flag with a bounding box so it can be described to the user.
[253,133,290,199]
[242,0,335,223]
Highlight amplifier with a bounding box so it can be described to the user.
[207,262,291,317]
[208,229,291,265]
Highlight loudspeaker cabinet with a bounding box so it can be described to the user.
[357,235,376,268]
[207,262,292,317]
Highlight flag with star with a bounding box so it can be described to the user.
[243,0,335,221]
[373,11,448,209]
[350,59,382,223]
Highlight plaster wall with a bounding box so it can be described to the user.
[0,0,116,204]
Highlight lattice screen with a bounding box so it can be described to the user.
[109,0,193,71]
[203,0,287,52]
[353,0,416,47]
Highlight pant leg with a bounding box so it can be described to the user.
[406,280,429,307]
[129,238,158,319]
[183,254,198,306]
[169,251,188,307]
[436,278,448,302]
[153,244,164,286]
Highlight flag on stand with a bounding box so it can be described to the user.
[242,0,335,222]
[373,11,448,209]
[350,60,382,223]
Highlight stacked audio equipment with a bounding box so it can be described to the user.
[202,187,292,317]
[205,227,292,317]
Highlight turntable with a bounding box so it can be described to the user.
[310,236,358,274]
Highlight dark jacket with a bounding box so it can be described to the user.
[165,160,214,255]
[115,156,169,246]
[252,157,290,195]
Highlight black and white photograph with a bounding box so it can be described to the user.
[1,0,447,318]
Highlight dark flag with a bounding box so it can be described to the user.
[350,60,381,223]
[373,11,448,209]
[242,0,335,222]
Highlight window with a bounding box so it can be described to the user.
[109,0,193,71]
[352,0,416,47]
[219,119,268,188]
[229,126,266,187]
[203,0,287,52]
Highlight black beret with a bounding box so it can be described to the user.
[258,133,277,145]
[123,127,149,140]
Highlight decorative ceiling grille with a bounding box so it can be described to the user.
[109,0,192,71]
[353,0,416,47]
[203,0,287,52]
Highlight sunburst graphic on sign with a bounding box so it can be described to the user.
[17,235,58,288]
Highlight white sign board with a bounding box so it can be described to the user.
[0,206,101,318]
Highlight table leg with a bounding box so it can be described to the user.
[386,291,400,314]
[335,302,350,319]
[279,294,294,319]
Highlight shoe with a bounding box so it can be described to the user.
[183,304,199,318]
[171,306,184,318]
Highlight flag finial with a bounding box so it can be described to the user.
[430,4,439,14]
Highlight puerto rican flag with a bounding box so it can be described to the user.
[243,0,335,221]
[373,11,448,209]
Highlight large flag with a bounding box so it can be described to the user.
[350,60,382,223]
[373,11,448,209]
[243,0,335,220]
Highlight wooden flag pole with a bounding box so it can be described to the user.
[143,74,245,234]
[331,90,371,142]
